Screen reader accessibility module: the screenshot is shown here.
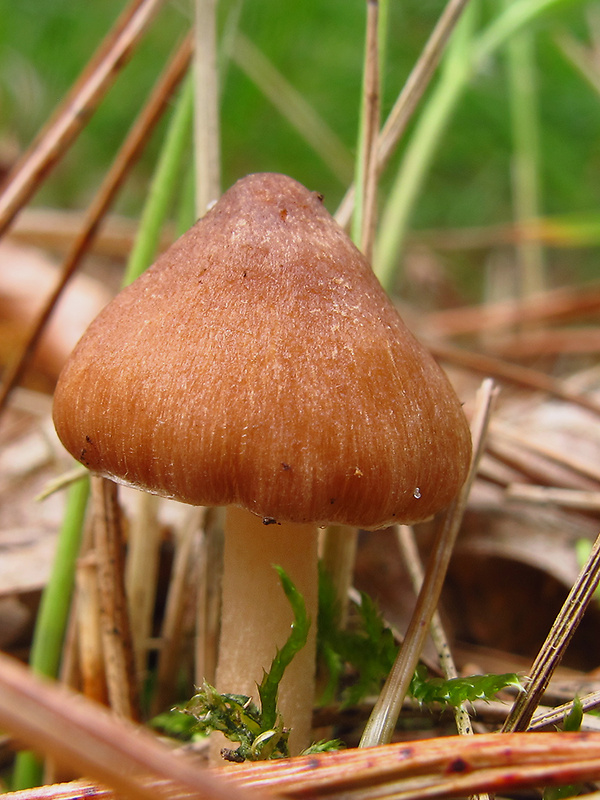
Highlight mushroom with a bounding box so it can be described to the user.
[52,172,472,755]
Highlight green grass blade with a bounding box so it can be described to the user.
[504,13,546,295]
[231,32,354,184]
[122,74,194,287]
[12,477,90,790]
[375,0,588,290]
[375,1,477,289]
[476,0,584,65]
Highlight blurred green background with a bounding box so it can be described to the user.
[1,0,599,292]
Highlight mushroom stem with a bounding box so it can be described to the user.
[216,506,318,756]
[320,524,358,628]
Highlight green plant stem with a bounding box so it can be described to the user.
[504,10,545,297]
[231,32,353,185]
[122,74,194,287]
[176,163,197,237]
[375,1,476,290]
[475,0,580,64]
[12,477,90,790]
[374,0,586,290]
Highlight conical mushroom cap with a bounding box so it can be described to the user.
[53,173,471,528]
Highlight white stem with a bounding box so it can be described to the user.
[320,525,358,628]
[216,506,318,755]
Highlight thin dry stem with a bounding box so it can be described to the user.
[318,1,380,639]
[194,0,221,215]
[125,493,162,681]
[0,652,257,800]
[152,507,205,715]
[0,35,193,413]
[75,552,108,706]
[358,0,381,262]
[483,326,600,359]
[90,477,139,721]
[231,33,354,184]
[427,280,600,338]
[530,690,600,731]
[8,209,173,259]
[503,529,600,732]
[336,0,472,227]
[395,525,474,738]
[486,434,600,492]
[490,420,600,485]
[375,0,471,172]
[360,379,499,747]
[0,0,166,237]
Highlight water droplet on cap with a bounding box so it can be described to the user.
[413,487,421,499]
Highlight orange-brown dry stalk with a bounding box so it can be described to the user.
[7,733,600,800]
[0,34,192,414]
[74,552,108,706]
[8,209,174,260]
[152,507,205,715]
[360,378,496,747]
[0,652,257,800]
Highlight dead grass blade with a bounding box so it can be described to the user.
[7,732,600,800]
[490,420,600,486]
[395,525,476,740]
[503,529,600,732]
[484,326,600,359]
[506,484,600,511]
[356,0,380,262]
[531,690,600,731]
[90,477,139,721]
[8,209,172,260]
[336,0,472,227]
[194,0,221,215]
[0,652,259,800]
[486,433,600,492]
[359,379,498,747]
[0,0,166,237]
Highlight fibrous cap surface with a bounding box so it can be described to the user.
[53,173,472,528]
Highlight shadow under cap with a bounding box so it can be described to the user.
[53,172,472,528]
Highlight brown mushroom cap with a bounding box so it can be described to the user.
[53,173,471,528]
